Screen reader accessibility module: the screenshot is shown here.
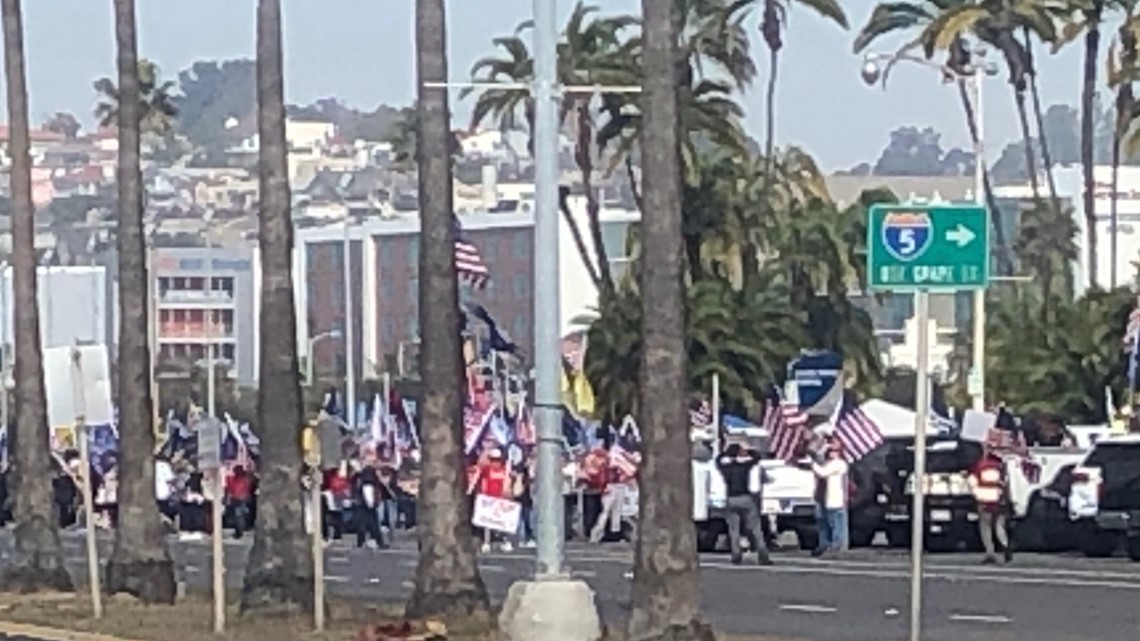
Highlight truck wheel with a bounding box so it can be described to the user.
[1126,537,1140,562]
[849,527,875,548]
[1080,528,1118,558]
[696,526,720,553]
[886,525,910,548]
[796,527,819,551]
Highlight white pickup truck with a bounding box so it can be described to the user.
[692,456,817,551]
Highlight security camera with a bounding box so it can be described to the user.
[861,59,882,86]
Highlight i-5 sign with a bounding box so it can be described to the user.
[866,203,990,291]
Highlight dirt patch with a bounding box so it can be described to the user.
[0,593,804,641]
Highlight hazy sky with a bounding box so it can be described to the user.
[7,0,1093,171]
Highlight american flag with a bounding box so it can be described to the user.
[690,400,712,429]
[561,332,587,372]
[830,394,884,463]
[762,395,809,462]
[610,416,642,481]
[609,439,640,481]
[985,426,1040,483]
[514,400,536,446]
[454,216,490,289]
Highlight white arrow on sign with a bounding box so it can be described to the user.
[945,224,976,248]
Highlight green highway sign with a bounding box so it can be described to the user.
[866,203,990,291]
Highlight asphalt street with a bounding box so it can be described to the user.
[2,530,1138,641]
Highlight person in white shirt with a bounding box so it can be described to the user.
[154,457,177,523]
[811,438,849,557]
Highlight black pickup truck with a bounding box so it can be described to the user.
[1083,437,1140,560]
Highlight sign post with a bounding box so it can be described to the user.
[305,439,325,631]
[196,418,225,633]
[70,348,102,619]
[866,202,990,641]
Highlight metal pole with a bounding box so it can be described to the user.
[910,290,931,641]
[211,463,225,633]
[148,244,160,435]
[72,348,102,619]
[1,263,8,437]
[971,73,986,413]
[711,373,720,436]
[310,474,325,631]
[532,0,565,578]
[206,233,216,418]
[306,336,315,386]
[343,222,356,430]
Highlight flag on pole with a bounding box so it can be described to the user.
[762,392,810,462]
[370,394,385,443]
[689,400,712,430]
[829,393,884,463]
[454,215,490,289]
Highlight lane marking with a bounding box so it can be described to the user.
[401,580,414,589]
[778,604,837,614]
[328,556,350,564]
[573,570,597,578]
[480,565,507,573]
[183,566,200,573]
[325,576,349,583]
[696,560,1140,591]
[950,614,1012,624]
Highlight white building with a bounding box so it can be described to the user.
[0,265,115,355]
[1040,165,1140,292]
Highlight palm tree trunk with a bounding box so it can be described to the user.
[1014,89,1042,199]
[1112,101,1124,289]
[956,81,1013,276]
[0,0,72,592]
[1112,25,1138,290]
[240,0,312,612]
[559,186,603,287]
[1024,34,1059,206]
[577,102,615,300]
[406,0,490,620]
[627,1,708,639]
[104,0,175,603]
[1081,7,1103,289]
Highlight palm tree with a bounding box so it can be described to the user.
[240,0,312,612]
[103,0,175,603]
[1078,1,1106,290]
[466,2,639,300]
[405,0,490,620]
[1107,4,1140,288]
[755,0,847,194]
[0,0,72,592]
[627,0,709,638]
[93,59,178,135]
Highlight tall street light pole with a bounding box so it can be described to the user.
[305,329,343,386]
[860,47,997,412]
[531,0,563,581]
[342,219,356,428]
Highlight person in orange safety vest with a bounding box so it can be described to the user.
[969,450,1013,565]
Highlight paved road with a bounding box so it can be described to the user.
[5,531,1140,641]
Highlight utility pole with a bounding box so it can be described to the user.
[342,220,356,429]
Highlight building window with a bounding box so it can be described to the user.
[407,278,418,302]
[379,240,393,266]
[513,274,527,299]
[513,232,528,259]
[513,317,527,344]
[380,278,393,300]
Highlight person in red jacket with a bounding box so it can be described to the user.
[970,450,1012,564]
[472,449,514,552]
[225,466,254,539]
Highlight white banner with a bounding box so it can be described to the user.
[472,494,521,534]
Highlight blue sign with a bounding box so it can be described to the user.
[882,211,933,262]
[787,351,843,413]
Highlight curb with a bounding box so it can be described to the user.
[0,621,143,641]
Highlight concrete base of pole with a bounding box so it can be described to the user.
[498,577,602,641]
